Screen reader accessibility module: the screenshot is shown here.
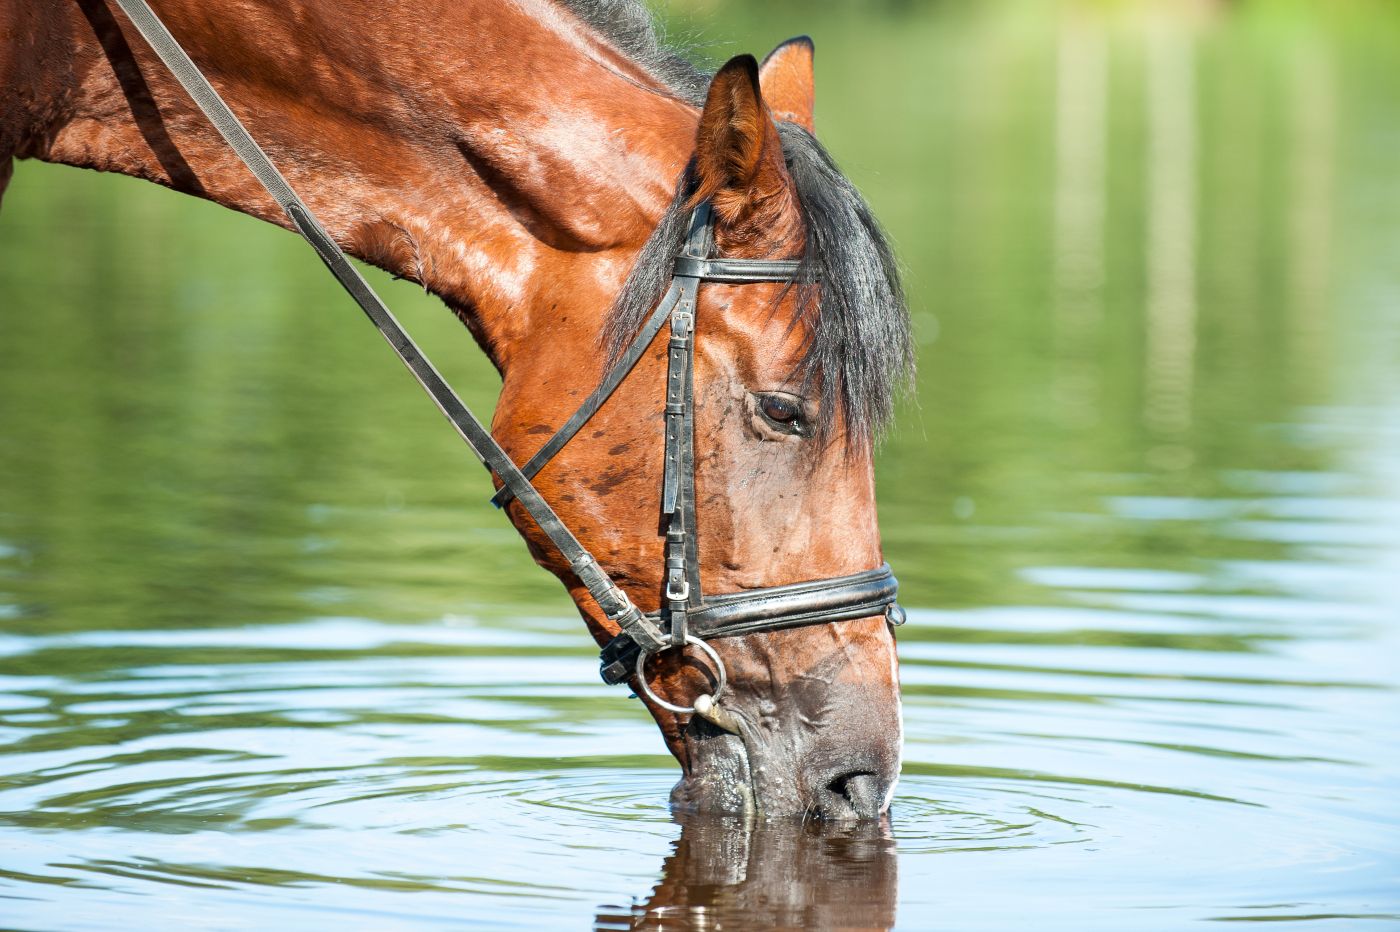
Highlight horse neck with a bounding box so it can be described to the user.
[16,0,696,368]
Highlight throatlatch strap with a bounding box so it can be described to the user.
[490,280,683,509]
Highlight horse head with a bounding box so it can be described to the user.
[494,41,912,820]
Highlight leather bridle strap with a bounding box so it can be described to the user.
[597,205,906,686]
[488,279,682,509]
[671,256,804,282]
[600,563,902,685]
[660,204,708,647]
[109,0,669,653]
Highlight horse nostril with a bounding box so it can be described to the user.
[822,770,884,819]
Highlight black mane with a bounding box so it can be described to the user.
[560,0,914,444]
[557,0,708,102]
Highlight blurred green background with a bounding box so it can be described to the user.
[1,0,1397,629]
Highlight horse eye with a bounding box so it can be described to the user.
[755,393,807,436]
[762,397,800,423]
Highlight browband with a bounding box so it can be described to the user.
[671,255,805,283]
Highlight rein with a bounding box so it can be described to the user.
[111,0,902,727]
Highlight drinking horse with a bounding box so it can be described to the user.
[0,0,913,818]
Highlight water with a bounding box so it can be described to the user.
[2,2,1399,928]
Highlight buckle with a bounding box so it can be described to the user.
[665,572,690,603]
[603,584,635,618]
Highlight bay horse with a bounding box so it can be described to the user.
[0,0,913,819]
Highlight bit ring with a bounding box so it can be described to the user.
[634,635,727,714]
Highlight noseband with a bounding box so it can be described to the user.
[113,0,903,720]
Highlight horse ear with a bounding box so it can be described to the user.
[759,37,815,133]
[692,54,790,224]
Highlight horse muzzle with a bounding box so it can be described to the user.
[667,614,902,821]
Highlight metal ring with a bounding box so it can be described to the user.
[634,635,727,714]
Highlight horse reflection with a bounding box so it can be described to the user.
[597,815,898,931]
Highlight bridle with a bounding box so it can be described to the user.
[492,200,904,706]
[112,0,904,725]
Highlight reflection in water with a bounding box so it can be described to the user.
[1143,15,1198,448]
[1286,38,1334,366]
[597,816,897,932]
[1052,15,1107,428]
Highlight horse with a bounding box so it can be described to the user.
[0,0,913,819]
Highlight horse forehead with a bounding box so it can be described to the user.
[700,285,809,357]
